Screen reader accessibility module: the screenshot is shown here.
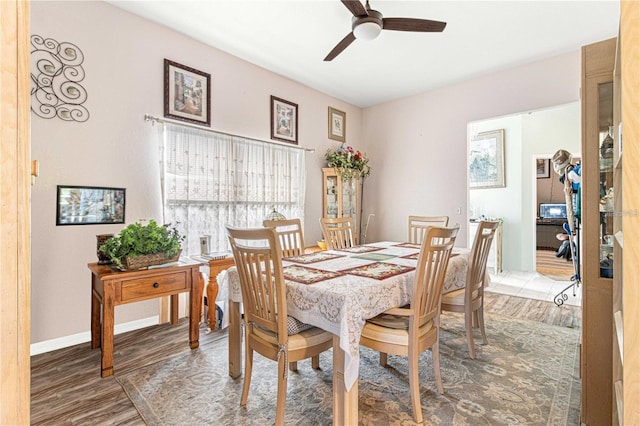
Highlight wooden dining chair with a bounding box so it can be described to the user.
[226,226,333,426]
[263,218,305,258]
[319,216,356,249]
[359,225,459,424]
[408,215,449,245]
[263,217,307,371]
[441,220,499,359]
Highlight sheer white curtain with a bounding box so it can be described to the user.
[159,124,306,255]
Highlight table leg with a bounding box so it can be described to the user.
[170,294,179,324]
[333,335,358,426]
[206,274,219,330]
[101,282,115,378]
[189,268,202,349]
[90,275,101,349]
[229,300,242,378]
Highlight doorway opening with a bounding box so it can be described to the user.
[534,155,579,281]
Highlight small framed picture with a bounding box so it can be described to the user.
[328,106,346,142]
[164,59,211,126]
[56,185,126,226]
[536,158,551,179]
[270,95,298,144]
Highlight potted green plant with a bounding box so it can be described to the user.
[99,219,184,270]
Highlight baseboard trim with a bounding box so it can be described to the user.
[30,316,159,356]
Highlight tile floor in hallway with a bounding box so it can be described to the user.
[486,270,582,307]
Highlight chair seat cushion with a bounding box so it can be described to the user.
[362,317,434,346]
[367,313,410,330]
[287,316,314,335]
[253,323,332,350]
[441,288,479,305]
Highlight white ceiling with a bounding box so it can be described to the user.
[109,0,620,108]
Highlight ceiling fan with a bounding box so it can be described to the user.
[324,0,447,61]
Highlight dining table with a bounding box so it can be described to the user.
[222,241,471,425]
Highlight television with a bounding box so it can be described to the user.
[539,203,567,219]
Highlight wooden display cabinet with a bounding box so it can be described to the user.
[580,37,616,425]
[322,167,362,243]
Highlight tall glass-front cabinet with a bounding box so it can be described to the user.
[580,37,616,425]
[322,168,361,243]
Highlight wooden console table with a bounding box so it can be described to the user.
[88,259,202,377]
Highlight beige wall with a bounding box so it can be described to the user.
[30,0,602,349]
[30,1,363,347]
[361,52,582,268]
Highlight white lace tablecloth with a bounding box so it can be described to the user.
[225,241,470,391]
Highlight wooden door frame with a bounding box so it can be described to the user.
[0,0,31,423]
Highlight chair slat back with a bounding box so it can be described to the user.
[412,226,459,327]
[408,215,449,245]
[467,221,499,303]
[319,217,355,249]
[227,226,288,341]
[263,218,305,258]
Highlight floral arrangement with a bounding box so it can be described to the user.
[325,144,371,180]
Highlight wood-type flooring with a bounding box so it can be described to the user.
[536,249,576,281]
[31,293,581,425]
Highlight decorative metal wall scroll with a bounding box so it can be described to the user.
[30,35,90,122]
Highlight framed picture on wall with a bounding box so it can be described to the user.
[164,59,211,126]
[469,129,506,189]
[536,158,551,179]
[270,95,298,144]
[56,185,126,225]
[328,106,346,142]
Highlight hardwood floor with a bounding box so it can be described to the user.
[536,248,576,281]
[31,293,581,425]
[30,321,225,425]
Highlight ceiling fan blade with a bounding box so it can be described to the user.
[382,17,447,32]
[341,0,368,17]
[324,32,356,61]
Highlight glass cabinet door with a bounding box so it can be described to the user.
[325,175,339,218]
[342,178,357,218]
[598,82,614,279]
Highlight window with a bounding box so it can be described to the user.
[160,124,306,255]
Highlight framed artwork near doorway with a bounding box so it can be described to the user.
[469,129,505,189]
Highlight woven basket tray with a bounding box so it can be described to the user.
[123,250,181,270]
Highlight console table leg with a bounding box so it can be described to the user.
[91,277,101,349]
[101,282,115,377]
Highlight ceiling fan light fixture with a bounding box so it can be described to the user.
[353,21,382,40]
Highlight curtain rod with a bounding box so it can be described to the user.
[144,114,315,153]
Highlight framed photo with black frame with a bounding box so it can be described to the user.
[270,95,298,144]
[164,59,211,126]
[56,185,126,225]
